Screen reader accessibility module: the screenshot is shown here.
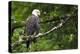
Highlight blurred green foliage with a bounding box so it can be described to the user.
[10,1,78,52]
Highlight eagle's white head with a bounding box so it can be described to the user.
[32,9,40,17]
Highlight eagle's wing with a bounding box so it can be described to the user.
[25,15,39,36]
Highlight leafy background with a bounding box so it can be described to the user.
[10,1,78,52]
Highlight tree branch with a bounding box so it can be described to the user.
[11,15,70,48]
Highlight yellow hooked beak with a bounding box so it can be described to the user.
[37,11,40,16]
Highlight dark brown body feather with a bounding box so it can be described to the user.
[25,14,40,48]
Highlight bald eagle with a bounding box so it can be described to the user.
[25,9,40,48]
